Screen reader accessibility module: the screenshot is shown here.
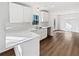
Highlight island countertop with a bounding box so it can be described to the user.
[6,31,40,50]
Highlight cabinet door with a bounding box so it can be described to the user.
[23,7,32,22]
[41,28,47,39]
[19,37,39,56]
[9,3,23,23]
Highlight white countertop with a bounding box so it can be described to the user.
[41,26,50,28]
[5,25,50,50]
[31,26,50,30]
[6,31,40,49]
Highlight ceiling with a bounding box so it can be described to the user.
[21,2,79,12]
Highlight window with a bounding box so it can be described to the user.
[32,15,39,25]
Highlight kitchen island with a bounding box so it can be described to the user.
[5,31,40,56]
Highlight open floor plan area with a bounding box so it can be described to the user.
[0,2,79,56]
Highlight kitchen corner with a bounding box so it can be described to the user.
[6,31,40,56]
[5,23,40,56]
[5,22,50,56]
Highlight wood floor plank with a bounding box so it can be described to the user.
[40,31,79,56]
[0,48,15,56]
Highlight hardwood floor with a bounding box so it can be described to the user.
[0,48,15,56]
[40,31,79,56]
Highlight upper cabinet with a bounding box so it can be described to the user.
[9,3,32,23]
[40,11,49,22]
[9,3,24,23]
[23,7,32,22]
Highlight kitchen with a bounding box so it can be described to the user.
[0,2,51,56]
[0,2,79,56]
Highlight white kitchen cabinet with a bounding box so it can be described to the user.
[19,37,39,56]
[31,28,47,40]
[23,7,32,22]
[9,3,32,23]
[9,3,24,23]
[31,29,42,40]
[41,28,47,40]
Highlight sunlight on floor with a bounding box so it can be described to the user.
[64,32,72,41]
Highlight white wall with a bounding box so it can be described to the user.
[6,22,32,33]
[49,9,79,35]
[59,13,79,32]
[0,2,9,53]
[49,14,60,36]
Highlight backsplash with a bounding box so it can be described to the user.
[5,22,50,33]
[6,22,32,33]
[40,22,49,27]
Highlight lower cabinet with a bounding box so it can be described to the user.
[31,28,47,40]
[41,28,47,40]
[14,37,40,56]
